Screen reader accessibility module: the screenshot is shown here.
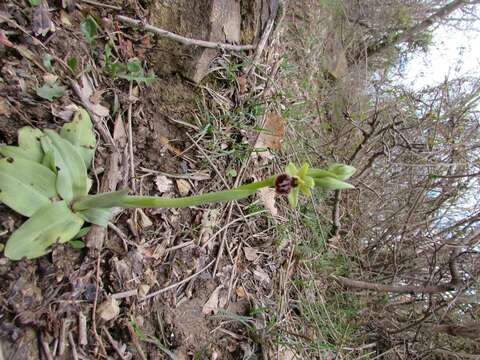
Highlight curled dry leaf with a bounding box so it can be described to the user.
[0,97,11,116]
[202,285,224,315]
[176,179,191,196]
[32,1,55,37]
[244,247,258,262]
[72,75,109,117]
[253,112,285,160]
[137,209,153,229]
[235,286,247,299]
[258,187,278,217]
[155,175,173,193]
[253,267,270,284]
[198,209,220,246]
[97,297,120,321]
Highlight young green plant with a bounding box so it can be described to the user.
[0,108,355,260]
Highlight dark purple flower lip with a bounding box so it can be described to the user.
[275,174,298,194]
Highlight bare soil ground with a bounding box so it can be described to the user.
[0,1,298,359]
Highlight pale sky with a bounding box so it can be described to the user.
[403,24,480,89]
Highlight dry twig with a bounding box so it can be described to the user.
[116,15,255,51]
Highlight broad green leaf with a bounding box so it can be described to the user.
[60,108,96,168]
[314,177,355,190]
[18,127,44,162]
[0,146,37,162]
[69,240,86,249]
[41,130,88,203]
[327,164,356,180]
[81,15,99,44]
[77,207,113,227]
[75,226,91,239]
[42,149,56,172]
[4,201,84,260]
[29,0,41,5]
[36,82,66,101]
[0,127,44,163]
[0,157,57,216]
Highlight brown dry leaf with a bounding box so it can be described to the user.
[253,267,270,284]
[137,209,153,229]
[235,286,247,299]
[159,135,183,156]
[73,75,109,117]
[59,10,72,26]
[238,75,247,95]
[15,45,47,72]
[176,179,191,196]
[32,1,55,36]
[97,297,120,321]
[113,113,127,145]
[258,187,278,217]
[254,112,285,151]
[138,284,150,298]
[119,37,135,58]
[0,97,11,116]
[155,175,173,193]
[51,103,78,121]
[202,285,223,315]
[198,209,220,246]
[244,247,258,262]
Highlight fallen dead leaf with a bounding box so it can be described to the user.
[254,112,285,155]
[198,209,220,246]
[235,286,247,299]
[155,175,173,193]
[97,297,120,321]
[258,187,278,217]
[137,209,153,229]
[202,285,224,315]
[59,10,72,27]
[32,1,55,36]
[138,284,150,298]
[159,135,183,156]
[0,97,11,116]
[244,247,258,262]
[15,45,48,72]
[72,75,109,117]
[253,267,270,284]
[176,179,191,196]
[51,103,78,121]
[238,75,247,95]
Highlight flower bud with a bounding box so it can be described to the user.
[327,164,356,180]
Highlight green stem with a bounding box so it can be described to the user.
[72,176,276,211]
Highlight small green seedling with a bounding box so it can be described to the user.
[0,108,355,260]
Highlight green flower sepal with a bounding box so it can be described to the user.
[285,163,315,207]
